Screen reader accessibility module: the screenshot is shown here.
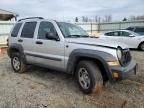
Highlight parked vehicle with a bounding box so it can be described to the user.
[126,26,144,35]
[7,17,137,94]
[0,34,8,46]
[100,30,144,51]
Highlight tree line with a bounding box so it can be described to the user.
[75,15,144,22]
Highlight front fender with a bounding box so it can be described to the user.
[67,49,117,80]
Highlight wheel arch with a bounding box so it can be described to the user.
[8,44,24,57]
[8,43,26,63]
[67,49,116,81]
[138,41,144,49]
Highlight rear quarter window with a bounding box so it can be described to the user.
[11,23,22,37]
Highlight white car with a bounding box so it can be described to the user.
[100,30,144,51]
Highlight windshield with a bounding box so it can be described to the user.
[57,22,89,38]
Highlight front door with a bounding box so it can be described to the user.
[103,31,123,42]
[33,21,65,70]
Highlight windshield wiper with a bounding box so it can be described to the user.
[67,35,81,38]
[67,35,89,38]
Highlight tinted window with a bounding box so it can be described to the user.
[11,23,22,37]
[120,31,131,36]
[38,21,57,39]
[135,28,144,32]
[105,32,114,36]
[21,22,37,38]
[105,31,120,36]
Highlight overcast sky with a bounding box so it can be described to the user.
[0,0,144,21]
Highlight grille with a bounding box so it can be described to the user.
[121,49,131,66]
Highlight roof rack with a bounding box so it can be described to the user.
[18,17,44,21]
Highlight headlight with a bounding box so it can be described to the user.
[117,46,123,61]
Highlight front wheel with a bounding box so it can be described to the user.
[76,60,103,94]
[139,42,144,51]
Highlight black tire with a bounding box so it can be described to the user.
[11,52,27,73]
[75,60,103,94]
[139,42,144,51]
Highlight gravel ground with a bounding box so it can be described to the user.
[0,50,144,108]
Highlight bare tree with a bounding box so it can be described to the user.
[122,18,127,21]
[108,15,112,22]
[103,15,112,22]
[98,17,101,23]
[128,15,144,21]
[81,15,112,23]
[82,16,89,22]
[75,17,78,22]
[94,16,98,22]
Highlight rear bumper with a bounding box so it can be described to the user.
[110,60,137,81]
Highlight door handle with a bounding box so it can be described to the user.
[18,39,23,42]
[36,41,43,44]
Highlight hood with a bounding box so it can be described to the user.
[65,37,128,49]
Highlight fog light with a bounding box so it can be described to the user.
[113,72,119,78]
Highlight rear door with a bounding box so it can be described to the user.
[18,21,37,63]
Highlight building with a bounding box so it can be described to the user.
[0,9,17,46]
[0,9,17,21]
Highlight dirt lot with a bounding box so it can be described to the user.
[0,50,144,108]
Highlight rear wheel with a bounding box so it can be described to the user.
[76,60,103,94]
[11,53,27,73]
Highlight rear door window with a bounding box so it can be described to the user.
[21,22,37,38]
[120,31,131,37]
[113,31,120,36]
[11,23,22,37]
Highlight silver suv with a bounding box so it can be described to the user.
[7,17,137,94]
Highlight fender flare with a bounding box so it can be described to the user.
[67,49,116,80]
[8,43,26,62]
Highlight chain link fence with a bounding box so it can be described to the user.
[75,20,144,36]
[0,20,144,46]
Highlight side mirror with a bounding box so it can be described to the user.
[129,34,135,37]
[45,32,60,41]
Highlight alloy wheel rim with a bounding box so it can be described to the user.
[78,68,90,89]
[13,57,20,70]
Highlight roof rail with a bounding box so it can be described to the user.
[18,17,44,21]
